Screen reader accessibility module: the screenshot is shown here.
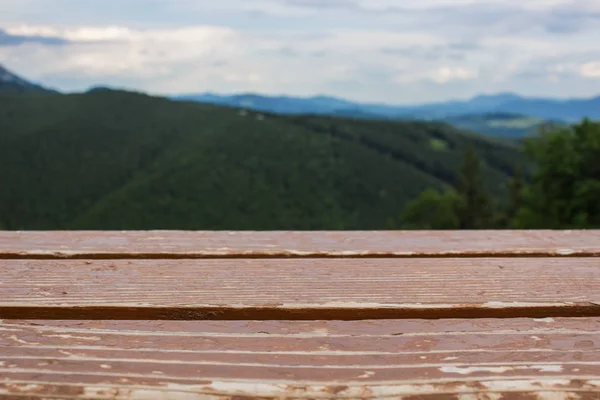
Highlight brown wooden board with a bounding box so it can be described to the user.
[2,231,600,259]
[1,319,599,399]
[1,258,600,320]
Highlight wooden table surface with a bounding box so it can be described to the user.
[1,231,599,399]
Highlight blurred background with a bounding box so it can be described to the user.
[1,0,599,230]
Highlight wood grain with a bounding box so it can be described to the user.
[2,258,600,320]
[1,319,599,399]
[3,231,600,398]
[2,231,600,259]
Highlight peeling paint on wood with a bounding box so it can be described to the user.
[1,319,600,398]
[1,258,599,320]
[1,231,600,399]
[1,230,600,259]
[0,319,599,399]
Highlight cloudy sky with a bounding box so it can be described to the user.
[1,0,600,104]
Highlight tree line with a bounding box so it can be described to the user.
[392,119,600,230]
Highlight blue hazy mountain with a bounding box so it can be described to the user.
[175,93,400,116]
[174,91,600,124]
[0,63,587,139]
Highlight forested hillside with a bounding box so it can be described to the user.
[398,119,600,230]
[440,113,563,139]
[0,89,525,230]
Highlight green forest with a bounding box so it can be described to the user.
[397,119,600,229]
[0,88,598,230]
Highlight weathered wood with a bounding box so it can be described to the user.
[3,231,600,398]
[2,258,600,320]
[1,319,599,399]
[2,230,600,259]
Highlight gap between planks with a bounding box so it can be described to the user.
[2,304,600,321]
[3,252,600,260]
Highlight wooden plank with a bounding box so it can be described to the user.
[1,231,600,259]
[1,319,599,399]
[2,258,599,320]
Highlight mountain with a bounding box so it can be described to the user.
[440,112,565,139]
[0,89,525,230]
[410,93,600,122]
[175,93,374,116]
[175,91,600,127]
[469,93,525,109]
[388,93,532,119]
[492,96,600,122]
[0,64,53,95]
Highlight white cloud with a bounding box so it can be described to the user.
[579,62,600,78]
[1,25,240,79]
[433,66,478,83]
[1,24,457,93]
[2,0,600,102]
[354,0,574,11]
[392,66,478,85]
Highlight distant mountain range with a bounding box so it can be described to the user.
[0,63,590,139]
[174,92,600,123]
[173,93,576,138]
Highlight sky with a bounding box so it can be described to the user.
[1,0,600,104]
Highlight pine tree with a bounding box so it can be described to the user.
[505,164,524,227]
[514,119,600,228]
[455,144,493,229]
